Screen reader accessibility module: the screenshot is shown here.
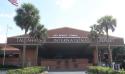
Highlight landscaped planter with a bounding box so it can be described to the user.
[6,66,45,74]
[87,66,125,74]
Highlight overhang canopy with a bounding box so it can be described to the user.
[0,44,19,54]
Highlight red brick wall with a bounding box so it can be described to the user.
[0,57,19,65]
[41,59,92,70]
[93,48,98,65]
[25,48,37,66]
[19,47,38,66]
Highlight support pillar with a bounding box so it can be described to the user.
[93,48,98,65]
[24,48,38,66]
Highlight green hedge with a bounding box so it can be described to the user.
[6,66,44,74]
[87,66,125,74]
[0,64,20,69]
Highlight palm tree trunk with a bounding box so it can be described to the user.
[108,43,112,64]
[98,49,101,65]
[107,32,112,64]
[36,45,38,65]
[22,32,27,67]
[22,44,26,67]
[96,44,98,65]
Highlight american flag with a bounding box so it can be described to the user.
[8,0,18,6]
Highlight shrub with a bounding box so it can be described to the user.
[6,66,44,74]
[0,64,20,70]
[87,66,125,74]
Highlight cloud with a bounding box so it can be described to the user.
[0,28,6,43]
[56,0,76,11]
[0,13,15,18]
[0,35,6,43]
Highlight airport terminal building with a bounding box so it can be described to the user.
[5,27,124,70]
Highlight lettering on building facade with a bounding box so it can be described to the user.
[15,37,113,44]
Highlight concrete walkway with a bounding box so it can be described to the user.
[0,71,7,74]
[48,71,86,74]
[0,70,87,74]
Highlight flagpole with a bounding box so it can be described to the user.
[7,0,19,66]
[3,24,8,66]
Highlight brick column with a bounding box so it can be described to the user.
[20,49,24,66]
[93,48,98,65]
[36,46,38,66]
[25,48,37,66]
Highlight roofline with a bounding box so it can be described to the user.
[7,27,124,39]
[48,27,89,33]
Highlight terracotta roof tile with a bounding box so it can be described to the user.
[0,44,19,51]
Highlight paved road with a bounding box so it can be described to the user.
[48,71,86,74]
[0,71,7,74]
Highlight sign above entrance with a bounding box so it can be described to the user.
[52,34,79,38]
[7,36,124,46]
[52,38,89,43]
[7,27,124,46]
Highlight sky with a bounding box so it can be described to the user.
[0,0,125,43]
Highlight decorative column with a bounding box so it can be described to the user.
[93,48,98,65]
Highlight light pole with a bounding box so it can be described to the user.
[2,25,8,66]
[2,24,12,66]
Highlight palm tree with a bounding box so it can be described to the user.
[88,24,103,65]
[14,3,40,67]
[29,24,47,65]
[14,3,40,34]
[30,24,47,40]
[97,15,117,64]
